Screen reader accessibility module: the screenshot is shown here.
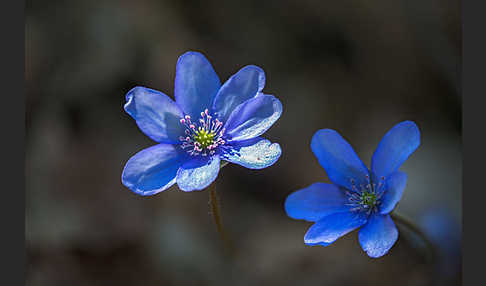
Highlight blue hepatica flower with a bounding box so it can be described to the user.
[122,51,282,194]
[285,121,420,258]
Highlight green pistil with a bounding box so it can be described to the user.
[360,191,377,207]
[194,128,215,149]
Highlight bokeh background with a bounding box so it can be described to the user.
[25,0,461,285]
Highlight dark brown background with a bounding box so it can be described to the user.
[26,0,461,285]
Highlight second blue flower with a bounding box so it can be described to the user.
[285,121,420,258]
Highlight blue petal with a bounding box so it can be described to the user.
[285,183,350,222]
[371,121,420,179]
[379,171,407,214]
[222,137,281,169]
[176,155,220,192]
[224,94,282,141]
[304,211,367,246]
[124,86,185,144]
[122,144,188,196]
[174,51,221,119]
[310,129,370,191]
[358,213,398,258]
[212,65,265,123]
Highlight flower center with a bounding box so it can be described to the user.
[360,191,377,207]
[179,109,226,156]
[346,175,386,214]
[194,128,215,149]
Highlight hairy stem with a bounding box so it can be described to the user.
[391,212,437,264]
[208,179,233,256]
[209,187,225,238]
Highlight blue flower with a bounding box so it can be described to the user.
[285,121,420,258]
[122,51,282,194]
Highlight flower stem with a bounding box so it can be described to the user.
[209,186,225,238]
[208,180,233,256]
[391,212,437,265]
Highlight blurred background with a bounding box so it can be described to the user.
[25,0,461,285]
